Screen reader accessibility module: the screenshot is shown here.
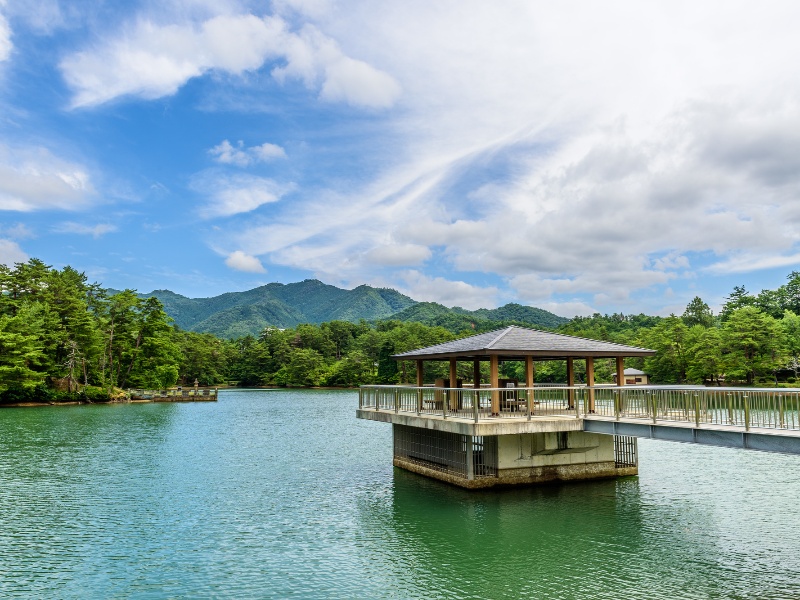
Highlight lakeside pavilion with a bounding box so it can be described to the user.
[357,325,656,488]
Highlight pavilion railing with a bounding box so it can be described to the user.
[358,385,800,431]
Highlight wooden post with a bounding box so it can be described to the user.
[473,360,481,389]
[586,357,595,413]
[567,357,575,409]
[449,358,458,410]
[616,356,625,387]
[490,354,500,415]
[416,359,424,414]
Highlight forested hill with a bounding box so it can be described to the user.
[388,302,569,332]
[145,280,568,338]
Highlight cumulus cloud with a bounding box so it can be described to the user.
[60,12,400,108]
[191,172,292,217]
[225,250,266,273]
[52,222,117,238]
[0,239,26,266]
[0,144,94,211]
[397,270,499,310]
[209,139,286,167]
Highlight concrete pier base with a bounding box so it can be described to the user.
[392,425,638,489]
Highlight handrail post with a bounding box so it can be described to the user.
[443,389,448,419]
[744,394,750,431]
[527,388,532,421]
[779,394,785,429]
[375,388,380,412]
[473,390,479,423]
[614,389,620,421]
[359,387,363,409]
[417,387,423,415]
[727,393,733,425]
[651,392,658,424]
[575,388,581,419]
[694,393,700,428]
[395,388,400,413]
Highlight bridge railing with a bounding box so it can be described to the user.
[359,385,800,431]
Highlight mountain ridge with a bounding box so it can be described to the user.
[142,279,568,338]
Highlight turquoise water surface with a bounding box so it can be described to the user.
[1,389,799,598]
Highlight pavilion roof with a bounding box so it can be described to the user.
[392,325,655,361]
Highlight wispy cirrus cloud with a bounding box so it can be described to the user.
[192,171,293,218]
[52,222,117,238]
[0,6,11,62]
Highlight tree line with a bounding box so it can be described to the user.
[4,259,800,402]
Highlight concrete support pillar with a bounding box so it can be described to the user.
[586,357,595,413]
[490,354,500,415]
[616,356,625,387]
[567,357,575,409]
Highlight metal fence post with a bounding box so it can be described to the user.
[651,392,658,424]
[359,387,363,409]
[395,388,400,413]
[727,393,733,425]
[474,390,479,423]
[614,389,620,421]
[744,394,750,431]
[694,393,700,428]
[417,388,423,415]
[527,388,532,421]
[779,394,785,429]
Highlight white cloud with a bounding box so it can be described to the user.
[225,250,266,273]
[192,172,291,217]
[60,12,400,109]
[0,144,94,211]
[0,222,33,240]
[209,139,286,167]
[0,239,26,266]
[364,243,431,266]
[0,9,11,62]
[52,222,117,238]
[398,270,498,310]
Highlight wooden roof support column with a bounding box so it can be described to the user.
[567,357,575,409]
[586,357,595,413]
[490,354,500,416]
[525,355,534,388]
[473,360,481,389]
[616,356,625,387]
[449,358,458,411]
[416,359,424,387]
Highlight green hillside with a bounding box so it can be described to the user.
[388,301,568,332]
[145,280,567,338]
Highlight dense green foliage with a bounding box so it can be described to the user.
[7,259,800,399]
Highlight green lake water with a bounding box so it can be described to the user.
[1,389,799,599]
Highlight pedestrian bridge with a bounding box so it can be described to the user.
[358,384,800,455]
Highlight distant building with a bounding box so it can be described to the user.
[613,368,650,385]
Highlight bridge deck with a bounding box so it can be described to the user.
[359,384,800,454]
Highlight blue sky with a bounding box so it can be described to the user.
[2,1,800,317]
